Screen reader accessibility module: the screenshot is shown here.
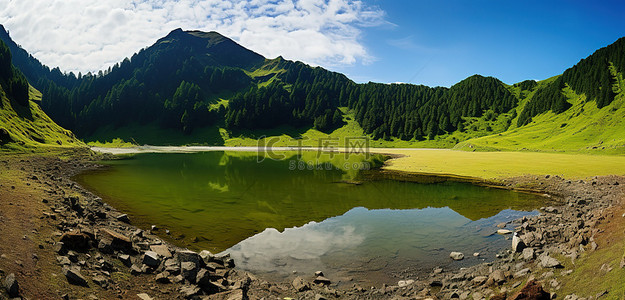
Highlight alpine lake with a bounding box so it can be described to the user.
[74,150,548,286]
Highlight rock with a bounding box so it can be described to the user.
[472,276,488,285]
[199,250,215,264]
[181,261,198,283]
[137,294,153,300]
[92,275,108,288]
[315,294,328,300]
[97,228,132,251]
[514,268,531,278]
[313,275,331,285]
[118,254,131,267]
[211,289,245,300]
[150,244,172,259]
[57,256,71,265]
[398,279,414,287]
[490,270,506,285]
[509,280,550,300]
[314,270,324,277]
[130,264,143,275]
[540,255,563,268]
[164,258,181,274]
[497,222,507,229]
[116,214,130,223]
[522,248,535,260]
[512,233,526,252]
[450,252,465,260]
[176,250,202,266]
[292,276,311,292]
[3,273,19,297]
[54,242,68,255]
[196,269,222,293]
[60,231,91,251]
[142,251,161,268]
[179,285,201,299]
[63,266,89,286]
[497,229,513,235]
[156,271,171,284]
[473,252,480,257]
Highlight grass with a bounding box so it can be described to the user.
[0,85,84,152]
[375,149,625,180]
[456,71,625,154]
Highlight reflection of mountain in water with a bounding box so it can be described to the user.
[75,151,544,252]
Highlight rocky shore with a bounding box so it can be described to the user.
[1,150,623,299]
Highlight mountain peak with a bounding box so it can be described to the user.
[153,29,264,69]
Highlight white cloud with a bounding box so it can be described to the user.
[0,0,385,74]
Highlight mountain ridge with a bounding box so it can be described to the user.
[1,25,624,152]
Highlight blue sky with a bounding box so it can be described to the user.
[1,0,624,87]
[333,0,625,87]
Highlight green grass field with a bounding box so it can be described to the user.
[375,149,625,180]
[0,86,84,152]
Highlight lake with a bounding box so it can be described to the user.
[75,150,546,285]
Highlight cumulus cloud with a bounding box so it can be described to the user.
[0,0,384,74]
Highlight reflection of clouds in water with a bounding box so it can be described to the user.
[225,222,364,273]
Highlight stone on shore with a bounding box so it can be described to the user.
[540,255,563,268]
[3,273,19,297]
[142,251,161,268]
[150,244,172,259]
[512,233,526,252]
[509,280,551,299]
[63,266,89,286]
[522,248,535,260]
[181,261,198,283]
[313,276,331,285]
[450,252,465,260]
[292,276,311,292]
[497,229,513,235]
[116,214,130,223]
[60,231,91,251]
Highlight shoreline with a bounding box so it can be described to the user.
[0,149,623,299]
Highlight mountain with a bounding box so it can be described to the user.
[0,38,82,151]
[1,25,624,152]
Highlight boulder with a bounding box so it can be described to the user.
[97,228,132,251]
[497,229,513,235]
[116,214,130,223]
[522,248,535,260]
[142,251,161,268]
[60,231,91,251]
[181,261,198,283]
[313,276,331,285]
[179,285,201,299]
[540,255,563,268]
[3,273,19,297]
[199,250,215,264]
[118,254,132,267]
[509,280,550,300]
[164,258,181,274]
[156,271,171,284]
[489,270,506,285]
[512,233,526,252]
[472,276,488,285]
[150,244,172,259]
[63,266,89,286]
[137,294,153,300]
[514,268,531,278]
[450,252,464,261]
[196,269,222,293]
[176,250,202,266]
[92,275,108,288]
[292,276,311,292]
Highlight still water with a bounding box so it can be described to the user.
[75,151,545,285]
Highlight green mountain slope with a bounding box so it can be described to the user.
[0,39,83,151]
[1,25,624,153]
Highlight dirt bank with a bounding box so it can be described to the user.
[0,150,623,299]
